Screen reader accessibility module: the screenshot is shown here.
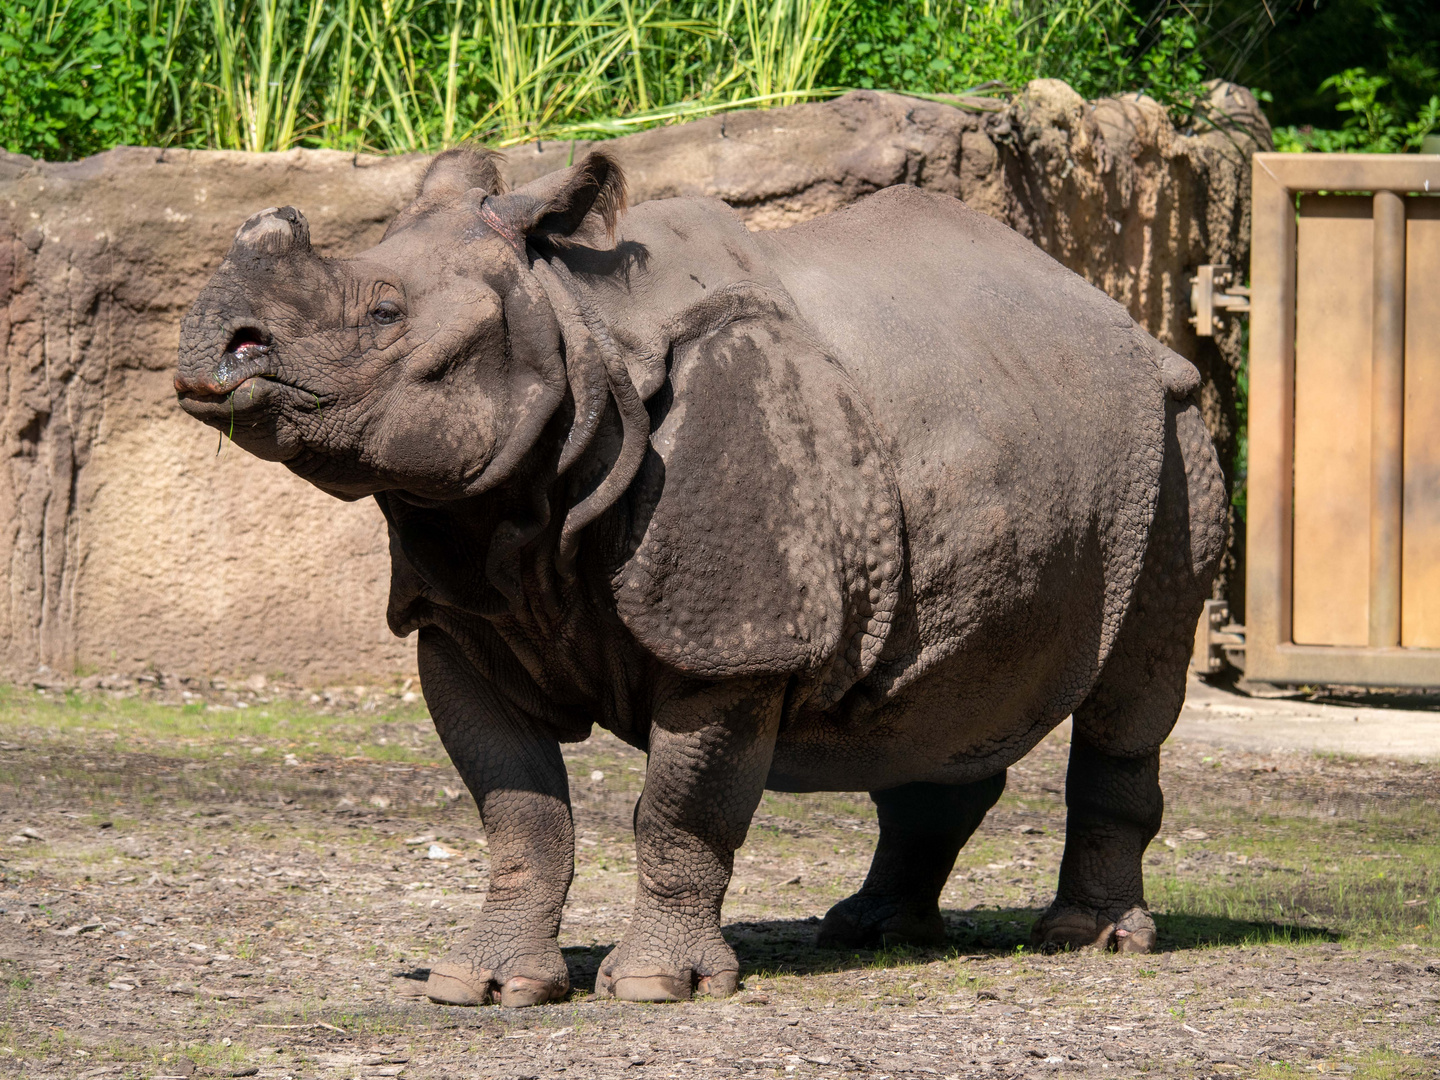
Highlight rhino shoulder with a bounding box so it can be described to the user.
[613,286,904,709]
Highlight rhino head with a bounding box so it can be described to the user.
[175,148,626,503]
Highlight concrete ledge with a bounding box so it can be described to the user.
[1174,677,1440,761]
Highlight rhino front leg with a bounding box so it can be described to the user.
[597,676,785,1003]
[417,628,574,1007]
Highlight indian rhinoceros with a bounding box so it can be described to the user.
[175,147,1226,1007]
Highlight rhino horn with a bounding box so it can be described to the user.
[230,205,312,258]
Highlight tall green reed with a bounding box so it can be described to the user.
[733,0,842,105]
[203,0,332,151]
[2,0,1220,159]
[320,0,847,151]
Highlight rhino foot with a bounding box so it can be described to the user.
[595,931,739,1002]
[816,892,947,950]
[1029,904,1156,954]
[423,941,570,1007]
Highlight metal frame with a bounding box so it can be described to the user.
[1248,152,1440,687]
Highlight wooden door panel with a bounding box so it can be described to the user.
[1403,198,1440,648]
[1292,196,1373,647]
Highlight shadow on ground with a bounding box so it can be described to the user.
[510,908,1346,992]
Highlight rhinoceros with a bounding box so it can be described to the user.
[176,147,1226,1007]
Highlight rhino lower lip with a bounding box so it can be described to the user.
[176,375,313,419]
[177,374,272,405]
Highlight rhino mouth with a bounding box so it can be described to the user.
[176,326,317,413]
[175,327,274,400]
[177,372,315,414]
[175,366,314,463]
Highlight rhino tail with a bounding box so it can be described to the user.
[1155,346,1201,400]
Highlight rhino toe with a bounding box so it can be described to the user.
[1030,904,1156,953]
[424,959,569,1008]
[425,964,493,1006]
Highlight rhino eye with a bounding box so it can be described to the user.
[370,300,403,325]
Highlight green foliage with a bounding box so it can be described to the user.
[0,0,194,157]
[203,0,332,152]
[1273,67,1440,154]
[1220,0,1439,155]
[4,0,1430,160]
[2,0,1225,159]
[826,0,1211,114]
[1,0,856,156]
[1212,0,1437,132]
[825,0,1032,96]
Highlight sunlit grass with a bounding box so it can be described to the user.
[1146,809,1440,949]
[0,685,436,764]
[1251,1049,1440,1080]
[7,0,1208,158]
[3,0,860,154]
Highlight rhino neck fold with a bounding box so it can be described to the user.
[385,206,815,734]
[540,198,793,402]
[380,444,642,735]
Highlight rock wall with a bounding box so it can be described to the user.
[0,81,1269,684]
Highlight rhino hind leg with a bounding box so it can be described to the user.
[1032,399,1227,954]
[817,774,1007,950]
[1029,740,1165,953]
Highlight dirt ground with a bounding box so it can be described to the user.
[0,679,1436,1079]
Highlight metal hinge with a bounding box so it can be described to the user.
[1188,265,1251,337]
[1191,599,1246,675]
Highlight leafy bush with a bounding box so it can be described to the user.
[825,0,1033,96]
[827,0,1209,115]
[0,0,186,158]
[1272,68,1440,154]
[1213,0,1438,154]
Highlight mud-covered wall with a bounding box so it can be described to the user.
[0,81,1269,683]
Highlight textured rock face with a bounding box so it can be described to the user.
[0,81,1268,682]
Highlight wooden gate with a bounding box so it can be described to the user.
[1246,153,1440,687]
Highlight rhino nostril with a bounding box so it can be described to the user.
[224,327,270,362]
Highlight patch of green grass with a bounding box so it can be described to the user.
[1147,812,1440,949]
[2,0,1230,160]
[1349,1048,1440,1080]
[0,685,436,763]
[1252,1049,1439,1080]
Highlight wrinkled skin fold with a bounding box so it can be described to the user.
[175,146,1227,1006]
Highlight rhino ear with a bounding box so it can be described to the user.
[480,149,626,249]
[385,146,505,238]
[613,293,906,710]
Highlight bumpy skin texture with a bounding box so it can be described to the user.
[1031,398,1227,953]
[174,148,1227,1004]
[598,676,784,1001]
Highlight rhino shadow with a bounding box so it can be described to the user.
[546,908,1338,993]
